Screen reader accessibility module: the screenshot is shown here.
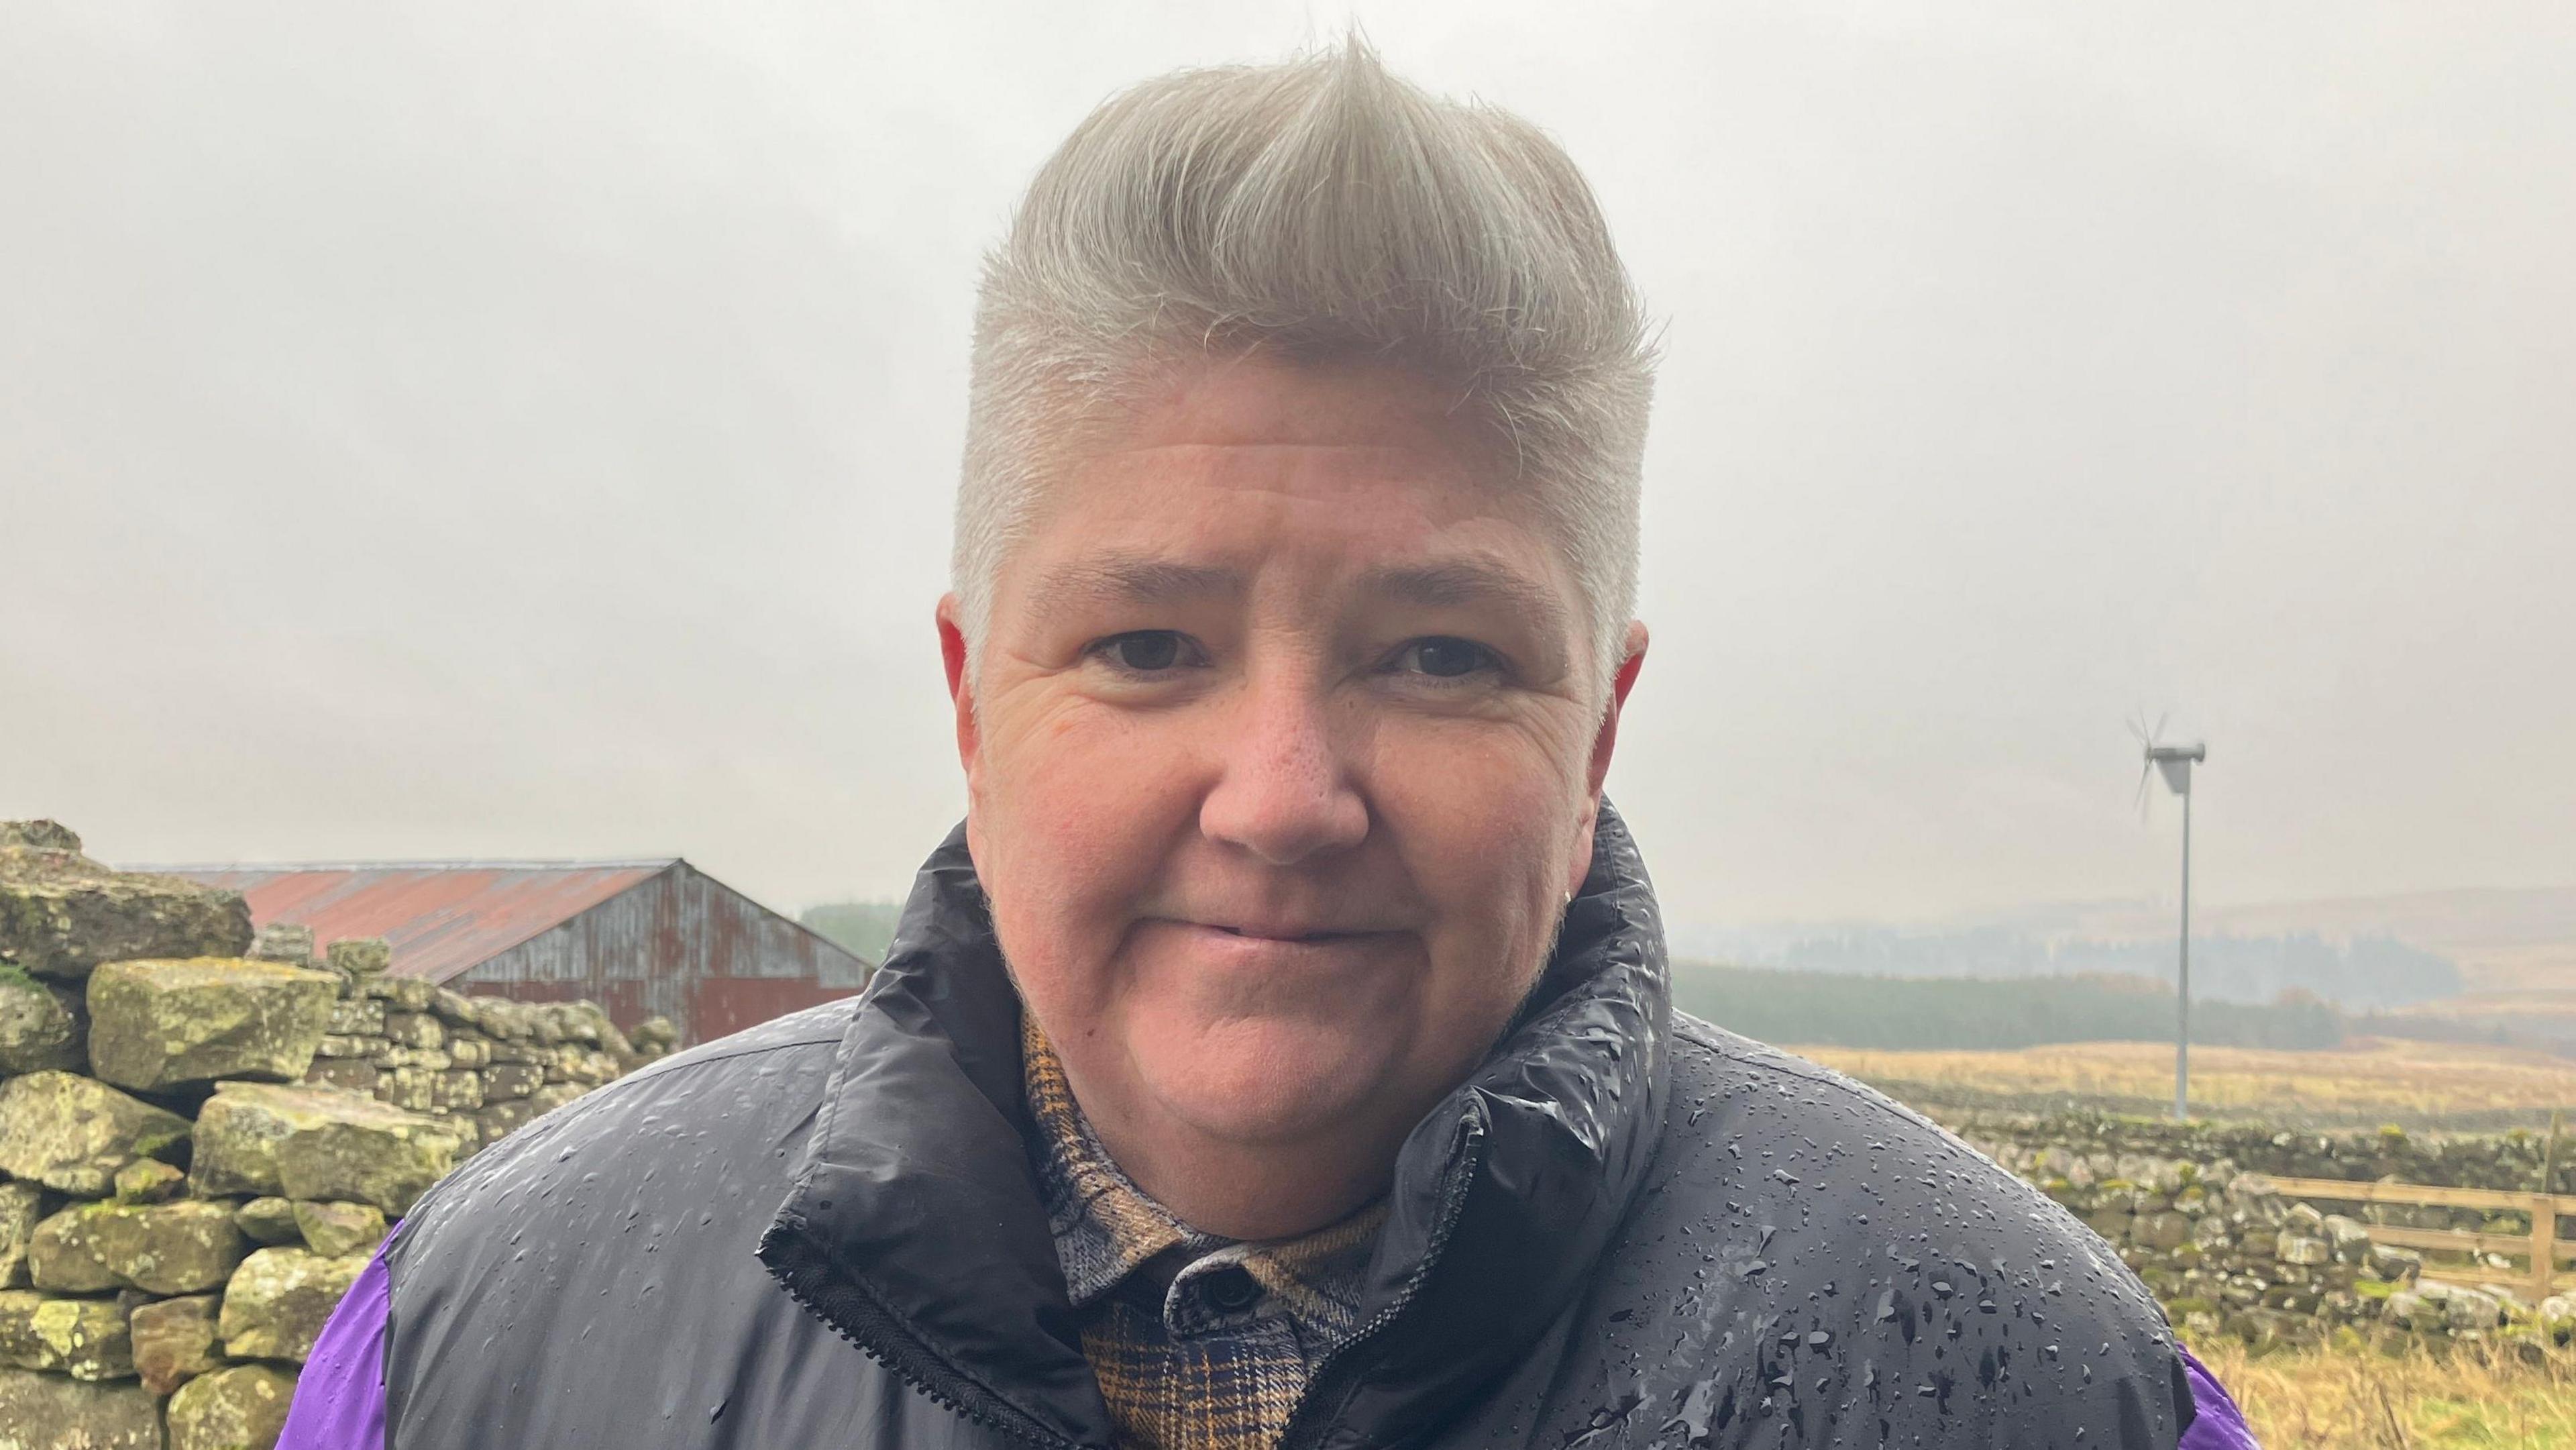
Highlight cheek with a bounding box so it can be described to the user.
[975,702,1202,998]
[1369,727,1585,978]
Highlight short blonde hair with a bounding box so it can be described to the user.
[954,38,1656,698]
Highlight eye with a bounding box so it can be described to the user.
[1391,636,1501,680]
[1088,631,1201,673]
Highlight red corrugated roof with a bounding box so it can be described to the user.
[148,862,675,985]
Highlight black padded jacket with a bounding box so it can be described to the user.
[380,808,2195,1449]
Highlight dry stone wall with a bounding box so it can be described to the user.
[1957,1110,2576,1357]
[0,822,676,1448]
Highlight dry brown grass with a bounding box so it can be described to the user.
[2192,1337,2576,1448]
[1788,1037,2576,1129]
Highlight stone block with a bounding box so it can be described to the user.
[109,1159,183,1204]
[477,998,533,1042]
[0,844,251,981]
[561,1002,606,1045]
[482,1062,542,1100]
[2274,1235,2329,1267]
[302,1058,380,1096]
[0,1185,44,1290]
[29,1199,248,1296]
[193,1082,458,1211]
[248,923,317,966]
[431,1070,483,1112]
[2322,1214,2372,1263]
[2367,1243,2423,1284]
[326,998,384,1036]
[314,1033,368,1059]
[360,974,431,1011]
[2134,1211,2191,1251]
[428,988,477,1027]
[2447,1285,2503,1331]
[0,1290,132,1379]
[529,1084,586,1115]
[279,1117,458,1215]
[324,942,388,973]
[0,970,85,1074]
[0,1071,189,1197]
[2079,1207,2131,1245]
[325,937,391,976]
[130,1291,222,1396]
[87,956,339,1088]
[292,1201,385,1259]
[382,1011,443,1051]
[475,1099,535,1145]
[219,1247,370,1361]
[0,1366,161,1447]
[233,1198,301,1247]
[374,1067,436,1114]
[168,1362,297,1450]
[445,1036,490,1068]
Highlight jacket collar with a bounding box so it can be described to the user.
[759,803,1672,1449]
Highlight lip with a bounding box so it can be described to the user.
[1165,919,1397,946]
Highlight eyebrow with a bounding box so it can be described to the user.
[1019,550,1572,639]
[1020,554,1245,617]
[1360,558,1572,639]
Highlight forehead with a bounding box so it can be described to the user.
[1005,357,1578,613]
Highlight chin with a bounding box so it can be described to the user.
[1141,1017,1397,1145]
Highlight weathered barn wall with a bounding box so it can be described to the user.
[458,863,865,1043]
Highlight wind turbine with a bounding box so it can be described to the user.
[2134,715,2207,1121]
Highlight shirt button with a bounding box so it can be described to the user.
[1202,1266,1261,1314]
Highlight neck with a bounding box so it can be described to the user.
[1075,1085,1400,1241]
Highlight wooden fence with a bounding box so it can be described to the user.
[2239,1172,2576,1304]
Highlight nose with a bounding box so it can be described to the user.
[1197,673,1370,867]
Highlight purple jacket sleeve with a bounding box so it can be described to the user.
[275,1249,392,1450]
[2176,1344,2261,1449]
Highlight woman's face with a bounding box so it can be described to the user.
[943,356,1642,1172]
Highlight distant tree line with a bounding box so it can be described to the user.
[1672,963,2346,1051]
[800,900,904,966]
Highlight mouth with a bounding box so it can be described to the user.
[1207,925,1364,943]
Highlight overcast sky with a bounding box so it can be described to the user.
[6,2,2571,929]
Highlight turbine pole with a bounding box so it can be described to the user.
[2174,781,2192,1123]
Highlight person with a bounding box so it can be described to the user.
[279,40,2258,1450]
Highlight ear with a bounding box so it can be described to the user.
[1566,620,1650,896]
[936,593,981,784]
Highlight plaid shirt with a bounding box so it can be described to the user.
[1022,1018,1386,1450]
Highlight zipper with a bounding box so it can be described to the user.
[1276,1113,1490,1450]
[761,1221,1093,1450]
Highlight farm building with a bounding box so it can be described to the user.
[143,858,871,1047]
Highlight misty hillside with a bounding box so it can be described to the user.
[1672,963,2345,1052]
[1672,925,2459,1011]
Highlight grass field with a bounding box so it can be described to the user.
[2193,1339,2576,1448]
[1789,1036,2576,1131]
